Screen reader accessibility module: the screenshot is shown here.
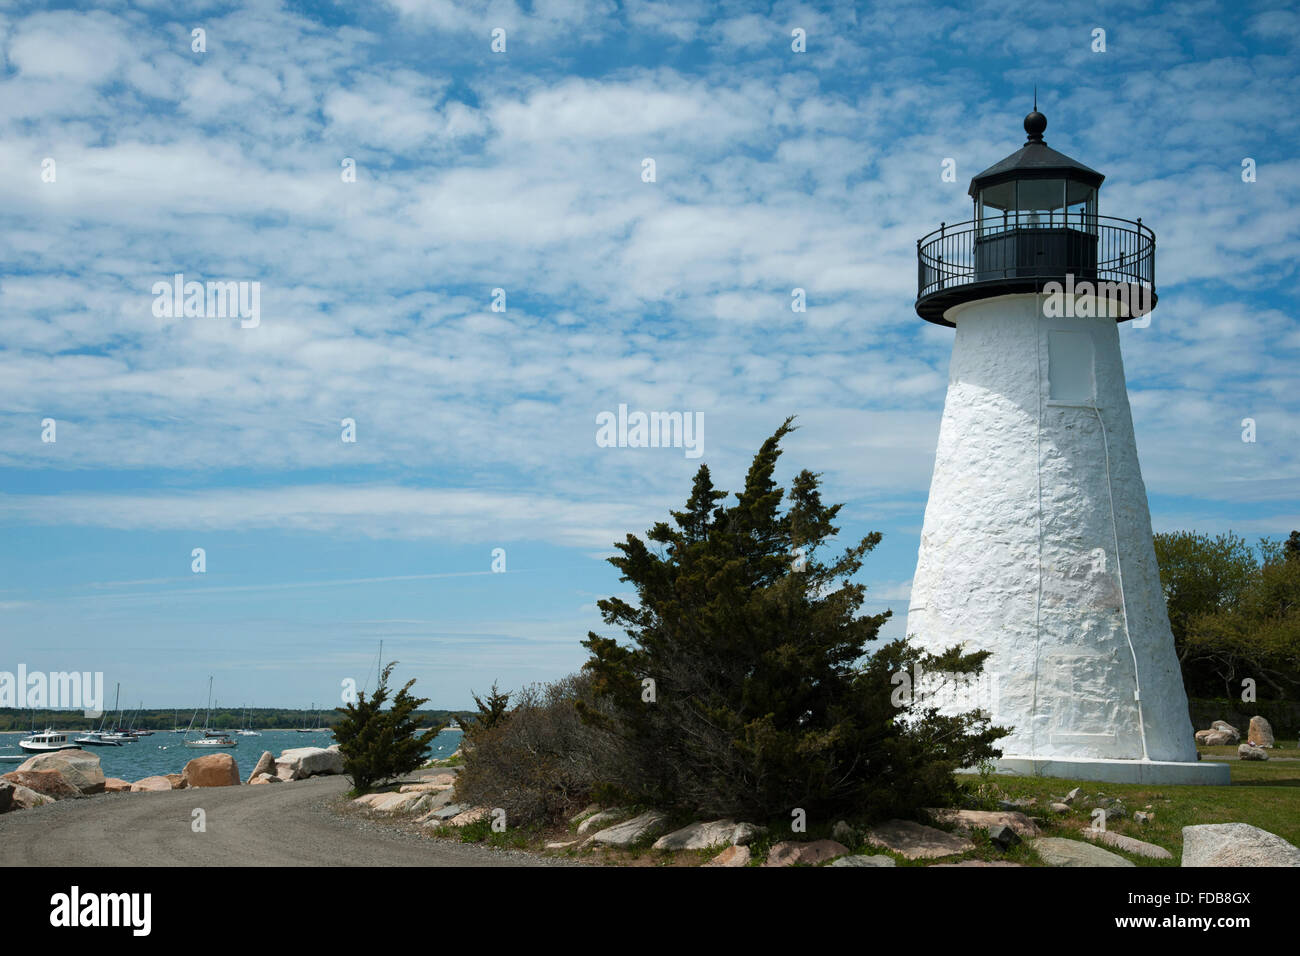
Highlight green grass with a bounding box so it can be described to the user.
[967,757,1300,865]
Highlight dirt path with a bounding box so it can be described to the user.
[0,775,557,867]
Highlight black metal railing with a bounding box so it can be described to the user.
[917,214,1155,305]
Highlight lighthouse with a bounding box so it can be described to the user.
[907,105,1228,785]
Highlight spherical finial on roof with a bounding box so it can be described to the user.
[1024,109,1047,143]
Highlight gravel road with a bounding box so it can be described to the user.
[0,775,560,867]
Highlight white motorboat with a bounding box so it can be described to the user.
[74,731,123,747]
[19,731,80,753]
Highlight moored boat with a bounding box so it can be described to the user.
[19,731,81,753]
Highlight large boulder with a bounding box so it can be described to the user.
[181,753,240,788]
[104,778,132,792]
[1211,720,1241,741]
[1032,837,1135,867]
[246,751,275,783]
[652,820,738,852]
[16,750,105,795]
[1248,716,1275,748]
[924,808,1042,838]
[273,747,344,781]
[1,769,81,800]
[576,808,628,835]
[764,840,851,867]
[1238,743,1268,761]
[0,781,13,813]
[1181,823,1300,867]
[130,776,173,792]
[1079,827,1173,859]
[591,810,670,847]
[865,819,974,860]
[1202,730,1235,746]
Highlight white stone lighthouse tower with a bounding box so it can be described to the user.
[907,107,1227,785]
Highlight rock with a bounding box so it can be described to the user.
[413,772,456,788]
[1079,827,1172,859]
[829,854,897,867]
[1134,811,1154,824]
[103,777,132,793]
[831,820,857,845]
[16,750,106,794]
[864,819,975,860]
[1031,837,1135,867]
[273,746,343,781]
[652,819,738,851]
[705,845,751,867]
[165,773,187,790]
[247,751,275,783]
[930,860,1024,866]
[545,840,577,850]
[1181,823,1300,867]
[1050,802,1071,814]
[1202,731,1234,746]
[1211,720,1241,741]
[447,806,489,827]
[730,822,766,846]
[591,810,670,847]
[1195,729,1213,744]
[181,753,240,788]
[8,783,54,809]
[987,824,1020,850]
[130,776,173,792]
[399,781,453,793]
[1,769,81,800]
[427,803,465,821]
[576,808,628,835]
[1238,743,1268,761]
[764,840,851,867]
[249,773,280,785]
[998,797,1036,810]
[0,781,12,813]
[367,791,428,814]
[1247,716,1275,748]
[924,808,1041,838]
[569,804,602,824]
[1063,787,1081,805]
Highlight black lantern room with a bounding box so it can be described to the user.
[915,107,1156,326]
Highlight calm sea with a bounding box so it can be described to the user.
[0,728,463,781]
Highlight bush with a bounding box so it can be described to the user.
[578,418,1006,820]
[333,662,442,792]
[454,673,621,825]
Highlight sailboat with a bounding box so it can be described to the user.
[76,683,125,747]
[237,705,260,737]
[183,677,237,749]
[296,703,317,732]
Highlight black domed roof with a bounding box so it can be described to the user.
[967,110,1104,198]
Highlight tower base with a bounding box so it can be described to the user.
[986,755,1230,786]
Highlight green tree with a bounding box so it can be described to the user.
[1185,535,1300,697]
[1153,530,1259,695]
[465,681,512,734]
[332,662,441,792]
[580,418,1005,820]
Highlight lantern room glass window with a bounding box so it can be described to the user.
[976,179,1098,235]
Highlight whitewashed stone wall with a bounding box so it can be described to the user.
[906,293,1196,763]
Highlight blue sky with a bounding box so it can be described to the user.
[1,0,1297,710]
